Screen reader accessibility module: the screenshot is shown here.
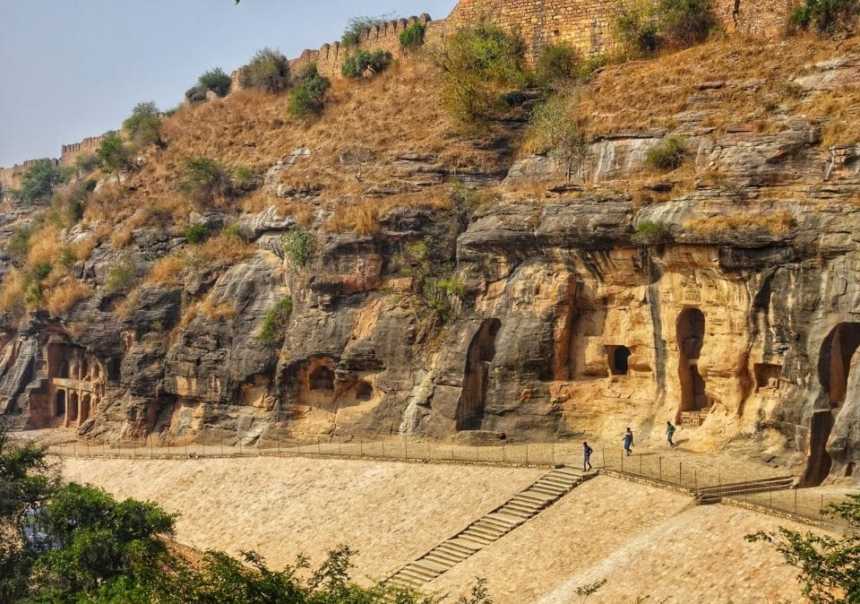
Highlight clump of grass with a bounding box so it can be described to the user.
[105,254,139,293]
[525,94,587,180]
[324,204,379,236]
[645,136,687,171]
[179,157,232,206]
[184,223,210,244]
[45,278,91,316]
[258,297,293,344]
[632,221,673,245]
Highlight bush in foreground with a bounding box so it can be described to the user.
[14,159,68,205]
[239,48,291,93]
[400,22,427,49]
[288,64,331,117]
[645,136,687,171]
[434,23,529,127]
[342,49,393,78]
[122,101,162,148]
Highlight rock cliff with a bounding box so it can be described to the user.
[1,35,859,489]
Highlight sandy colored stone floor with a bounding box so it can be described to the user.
[431,476,814,604]
[61,457,544,582]
[62,459,821,602]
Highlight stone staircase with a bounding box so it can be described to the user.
[386,466,594,591]
[695,475,795,505]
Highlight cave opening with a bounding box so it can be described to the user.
[677,308,708,419]
[607,346,631,376]
[309,366,335,391]
[457,319,501,431]
[356,381,373,401]
[80,395,91,423]
[803,322,860,486]
[68,392,79,424]
[55,390,66,417]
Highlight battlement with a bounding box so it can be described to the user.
[60,135,106,166]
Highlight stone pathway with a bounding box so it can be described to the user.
[386,466,596,590]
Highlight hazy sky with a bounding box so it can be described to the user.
[0,0,458,167]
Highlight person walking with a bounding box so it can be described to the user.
[666,421,677,448]
[623,427,634,456]
[583,441,593,472]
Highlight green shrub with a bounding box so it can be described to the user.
[239,48,290,93]
[184,223,210,244]
[434,23,529,127]
[15,159,67,205]
[423,277,465,323]
[632,221,673,245]
[185,85,207,104]
[105,255,138,293]
[282,227,315,266]
[258,297,293,344]
[792,0,860,34]
[659,0,716,47]
[526,94,587,180]
[179,157,232,205]
[288,64,331,117]
[342,15,388,46]
[6,225,33,264]
[198,67,232,97]
[74,153,99,177]
[96,132,132,182]
[646,136,687,171]
[400,22,426,49]
[122,102,162,148]
[536,43,580,85]
[615,0,715,55]
[342,49,393,78]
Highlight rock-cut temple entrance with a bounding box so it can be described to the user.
[803,322,860,486]
[677,308,708,425]
[457,319,501,431]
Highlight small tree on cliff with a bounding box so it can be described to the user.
[747,493,860,603]
[15,160,68,205]
[96,132,132,184]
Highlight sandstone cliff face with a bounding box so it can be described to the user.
[2,48,860,488]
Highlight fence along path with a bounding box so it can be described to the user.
[387,466,596,590]
[40,436,849,529]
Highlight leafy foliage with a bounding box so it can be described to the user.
[342,49,393,78]
[535,43,580,85]
[400,22,427,49]
[198,67,232,97]
[282,226,315,266]
[341,15,389,46]
[526,94,587,180]
[645,136,687,171]
[239,48,291,93]
[434,23,528,127]
[122,101,162,148]
[15,160,68,205]
[258,297,293,345]
[288,64,331,118]
[792,0,860,34]
[747,493,860,603]
[73,153,99,178]
[179,157,232,205]
[96,132,133,182]
[614,0,715,55]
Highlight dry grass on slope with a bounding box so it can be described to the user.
[577,33,860,143]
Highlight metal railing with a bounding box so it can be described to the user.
[40,435,852,530]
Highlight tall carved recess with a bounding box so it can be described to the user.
[804,322,860,486]
[457,319,501,431]
[676,308,708,422]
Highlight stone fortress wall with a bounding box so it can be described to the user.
[3,0,802,187]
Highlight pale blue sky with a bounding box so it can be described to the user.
[0,0,458,166]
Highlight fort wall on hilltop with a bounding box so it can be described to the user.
[60,135,106,167]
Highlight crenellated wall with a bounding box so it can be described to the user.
[0,158,58,199]
[60,135,106,166]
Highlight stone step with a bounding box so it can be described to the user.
[411,559,447,575]
[455,534,491,548]
[510,493,547,506]
[537,476,577,488]
[399,564,439,581]
[496,506,533,520]
[478,515,517,530]
[459,530,495,545]
[486,512,523,526]
[394,567,433,582]
[449,537,482,551]
[436,541,476,556]
[529,486,566,497]
[423,551,463,566]
[464,525,504,540]
[502,503,541,516]
[472,520,510,534]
